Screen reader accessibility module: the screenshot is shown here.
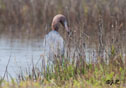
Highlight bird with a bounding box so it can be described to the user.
[42,14,70,69]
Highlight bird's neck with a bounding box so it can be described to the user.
[52,28,58,32]
[51,30,58,33]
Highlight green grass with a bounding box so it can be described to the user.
[0,0,126,87]
[0,52,126,88]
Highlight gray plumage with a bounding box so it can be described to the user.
[41,14,69,69]
[42,30,64,61]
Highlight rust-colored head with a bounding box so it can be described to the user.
[51,14,70,34]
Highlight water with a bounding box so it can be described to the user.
[0,37,43,79]
[0,36,105,79]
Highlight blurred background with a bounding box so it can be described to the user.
[0,0,126,40]
[0,0,126,79]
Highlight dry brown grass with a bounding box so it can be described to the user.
[0,0,126,64]
[0,1,126,87]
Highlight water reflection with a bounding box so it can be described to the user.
[0,37,95,79]
[1,36,125,80]
[0,37,43,79]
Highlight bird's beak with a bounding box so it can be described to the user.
[65,25,72,37]
[65,26,70,34]
[64,21,70,35]
[65,26,72,37]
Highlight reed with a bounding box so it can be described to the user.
[0,52,126,87]
[0,0,126,87]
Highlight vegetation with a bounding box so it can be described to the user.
[0,0,126,87]
[0,48,126,88]
[0,0,126,56]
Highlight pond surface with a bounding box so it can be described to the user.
[0,37,44,79]
[0,36,99,80]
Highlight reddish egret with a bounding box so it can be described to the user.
[42,14,70,68]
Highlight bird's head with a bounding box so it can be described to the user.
[51,14,70,35]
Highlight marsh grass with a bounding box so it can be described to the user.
[0,0,126,87]
[0,51,126,88]
[0,0,126,41]
[0,47,123,88]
